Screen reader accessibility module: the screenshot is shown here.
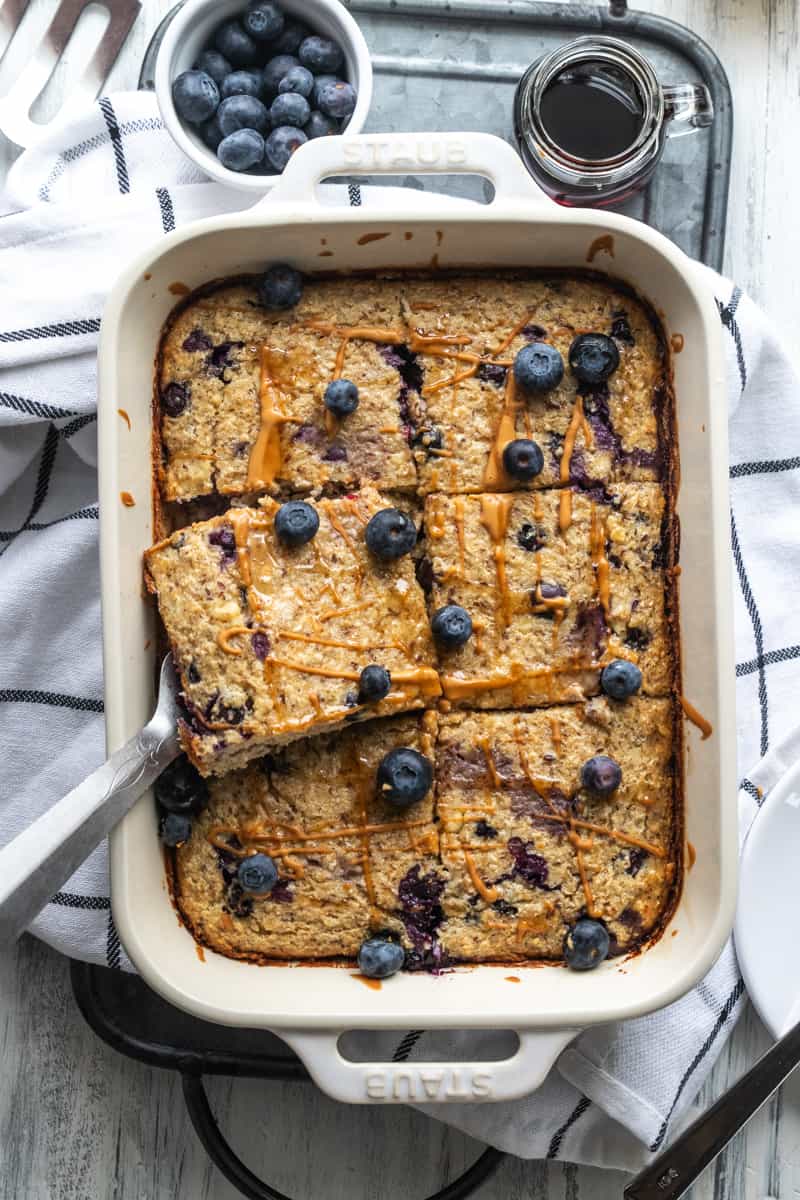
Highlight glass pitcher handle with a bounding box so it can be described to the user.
[663,83,714,137]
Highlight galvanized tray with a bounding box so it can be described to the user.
[140,0,732,269]
[344,0,731,268]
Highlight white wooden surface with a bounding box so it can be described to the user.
[1,0,799,1196]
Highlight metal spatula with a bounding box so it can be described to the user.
[0,0,141,148]
[0,655,180,948]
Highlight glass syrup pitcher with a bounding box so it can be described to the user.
[514,36,714,206]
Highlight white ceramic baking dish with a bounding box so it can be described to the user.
[98,132,736,1105]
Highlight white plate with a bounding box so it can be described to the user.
[735,759,800,1038]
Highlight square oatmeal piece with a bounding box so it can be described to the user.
[404,275,665,496]
[145,488,439,775]
[423,485,672,708]
[158,280,418,502]
[174,714,440,961]
[435,703,677,962]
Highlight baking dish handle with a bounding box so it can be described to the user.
[277,1027,580,1104]
[260,132,555,212]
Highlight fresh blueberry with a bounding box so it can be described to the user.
[172,70,220,124]
[365,508,416,559]
[193,50,231,87]
[265,124,307,169]
[218,128,265,171]
[600,658,643,700]
[311,73,337,106]
[357,936,405,979]
[214,20,259,67]
[202,112,225,150]
[299,35,344,74]
[324,378,359,416]
[502,438,544,481]
[220,68,263,99]
[317,80,356,119]
[569,333,620,385]
[160,812,192,847]
[305,109,337,138]
[278,64,314,97]
[155,756,209,815]
[377,747,434,807]
[580,754,622,795]
[272,21,309,54]
[242,1,284,42]
[513,342,564,393]
[563,918,610,970]
[258,262,303,308]
[431,604,473,649]
[270,91,310,127]
[162,381,190,417]
[261,54,300,98]
[358,664,391,703]
[217,94,268,135]
[274,500,319,546]
[237,852,278,894]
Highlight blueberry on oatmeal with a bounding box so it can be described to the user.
[365,508,416,560]
[431,605,472,650]
[358,664,392,703]
[580,755,622,795]
[377,748,433,807]
[257,263,303,309]
[274,500,319,547]
[324,378,359,416]
[237,852,278,894]
[569,333,620,386]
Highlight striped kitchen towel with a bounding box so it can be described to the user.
[1,91,799,1168]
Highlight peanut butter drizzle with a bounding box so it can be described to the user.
[513,912,551,943]
[321,499,358,556]
[483,371,520,488]
[558,396,591,533]
[505,975,521,983]
[573,843,599,917]
[120,491,135,507]
[476,736,501,786]
[463,850,499,903]
[687,841,697,869]
[217,625,264,655]
[586,234,614,263]
[590,503,611,617]
[680,696,713,739]
[280,629,410,655]
[479,494,514,628]
[229,510,253,586]
[117,408,131,430]
[303,320,406,345]
[195,944,205,962]
[319,600,373,622]
[354,974,382,990]
[247,346,296,489]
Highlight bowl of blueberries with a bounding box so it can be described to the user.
[154,0,372,191]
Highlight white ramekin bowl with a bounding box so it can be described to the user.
[154,0,373,193]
